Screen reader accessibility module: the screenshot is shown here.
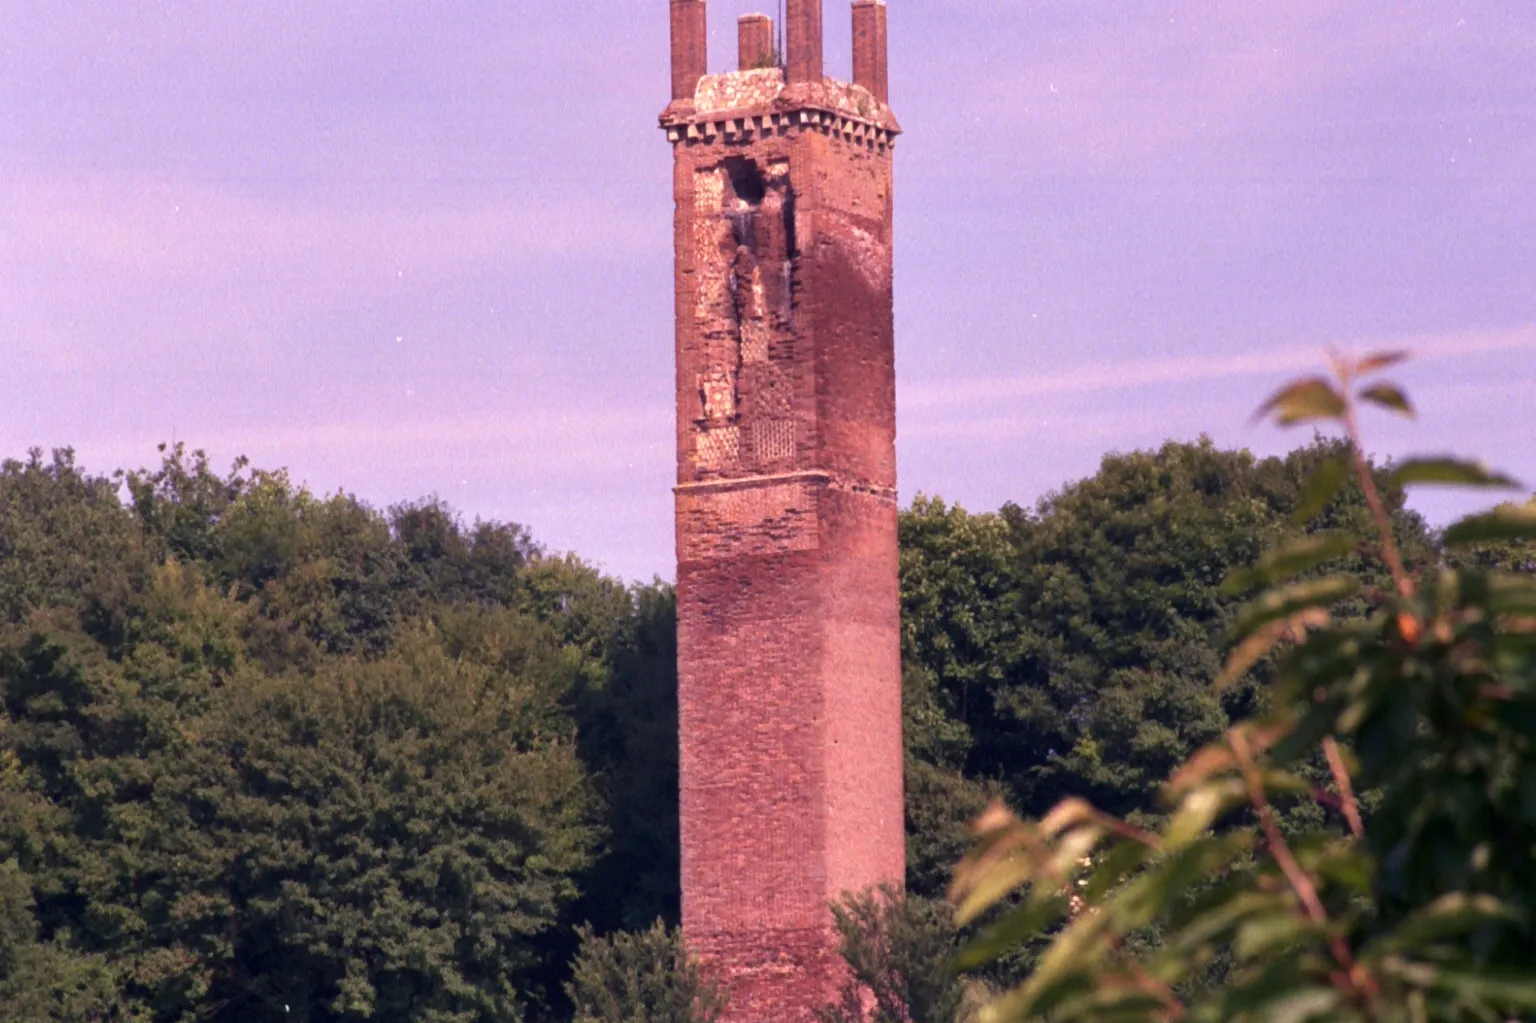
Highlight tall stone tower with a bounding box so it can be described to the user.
[661,2,903,1020]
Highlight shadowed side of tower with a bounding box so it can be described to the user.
[661,3,903,1021]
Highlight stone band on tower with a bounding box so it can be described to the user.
[661,3,903,1021]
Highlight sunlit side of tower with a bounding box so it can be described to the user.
[661,2,903,1020]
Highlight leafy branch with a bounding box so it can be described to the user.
[951,353,1536,1022]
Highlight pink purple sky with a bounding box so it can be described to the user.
[2,2,1532,581]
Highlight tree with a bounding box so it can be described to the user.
[0,858,121,1022]
[950,356,1536,1021]
[1,446,640,1021]
[817,887,971,1023]
[898,437,1436,831]
[2,587,603,1021]
[905,756,998,903]
[573,584,684,934]
[566,922,725,1023]
[1443,496,1536,574]
[0,448,149,628]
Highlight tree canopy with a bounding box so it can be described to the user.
[896,437,1448,899]
[0,447,677,1021]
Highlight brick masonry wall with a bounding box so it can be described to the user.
[669,64,903,1023]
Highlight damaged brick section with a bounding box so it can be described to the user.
[663,4,903,1022]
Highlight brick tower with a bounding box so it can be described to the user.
[661,2,903,1020]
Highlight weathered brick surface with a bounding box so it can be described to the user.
[663,11,900,1021]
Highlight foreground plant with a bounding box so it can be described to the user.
[950,353,1536,1021]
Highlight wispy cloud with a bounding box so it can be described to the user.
[57,401,673,480]
[901,325,1536,410]
[2,179,656,282]
[0,176,665,370]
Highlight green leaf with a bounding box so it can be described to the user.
[1253,378,1347,427]
[1163,778,1247,848]
[1313,846,1374,895]
[1290,456,1350,526]
[955,894,1072,970]
[1115,834,1254,931]
[1234,576,1361,639]
[1217,965,1343,1021]
[1443,504,1536,546]
[1078,839,1154,904]
[1428,968,1536,1010]
[1358,382,1414,418]
[1389,458,1520,490]
[1161,891,1290,959]
[1233,911,1317,961]
[1387,892,1521,949]
[1214,621,1294,690]
[1487,574,1536,614]
[1001,901,1120,1017]
[1222,532,1360,594]
[1056,989,1171,1020]
[952,846,1040,927]
[1263,988,1344,1023]
[1270,702,1347,767]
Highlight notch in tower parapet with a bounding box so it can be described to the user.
[852,0,888,104]
[785,0,823,85]
[670,0,708,101]
[738,14,775,71]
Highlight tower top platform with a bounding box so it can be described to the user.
[660,70,901,148]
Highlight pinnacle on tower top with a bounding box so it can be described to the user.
[667,0,893,114]
[669,0,707,101]
[785,0,823,84]
[738,14,774,71]
[852,0,889,104]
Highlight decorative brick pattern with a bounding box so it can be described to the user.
[752,419,797,463]
[694,425,740,468]
[700,371,737,420]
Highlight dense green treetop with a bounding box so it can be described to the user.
[0,446,673,1021]
[899,437,1438,834]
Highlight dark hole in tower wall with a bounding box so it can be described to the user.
[723,157,764,252]
[724,156,767,204]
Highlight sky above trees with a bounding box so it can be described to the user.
[2,2,1532,581]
